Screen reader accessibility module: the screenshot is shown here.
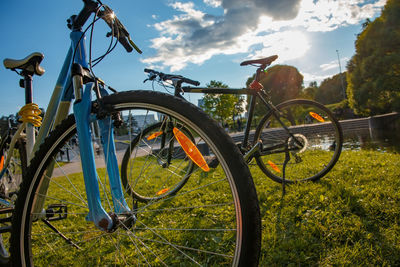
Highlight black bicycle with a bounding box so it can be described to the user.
[121,55,343,201]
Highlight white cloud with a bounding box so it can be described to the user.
[203,0,221,7]
[319,57,349,72]
[302,72,331,85]
[142,0,386,71]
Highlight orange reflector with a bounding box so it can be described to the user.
[156,188,169,195]
[309,112,325,122]
[267,160,281,173]
[147,131,163,141]
[0,155,3,171]
[173,127,210,172]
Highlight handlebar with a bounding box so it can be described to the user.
[144,69,200,86]
[70,0,142,54]
[72,0,99,30]
[99,5,142,54]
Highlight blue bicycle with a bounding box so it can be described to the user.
[8,0,260,266]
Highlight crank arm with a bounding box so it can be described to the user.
[243,141,262,163]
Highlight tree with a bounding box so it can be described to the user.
[245,65,303,117]
[201,81,245,125]
[347,0,400,116]
[315,72,347,105]
[300,81,318,100]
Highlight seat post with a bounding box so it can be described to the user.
[21,71,33,105]
[20,71,35,161]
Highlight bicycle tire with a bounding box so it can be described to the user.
[0,136,27,265]
[121,121,195,202]
[254,99,343,183]
[11,90,260,266]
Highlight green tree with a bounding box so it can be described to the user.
[245,65,303,117]
[347,0,400,116]
[300,81,318,100]
[201,81,245,125]
[315,72,347,104]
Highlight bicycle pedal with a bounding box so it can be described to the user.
[45,204,68,221]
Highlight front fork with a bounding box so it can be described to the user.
[72,67,130,231]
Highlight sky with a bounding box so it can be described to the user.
[0,0,386,116]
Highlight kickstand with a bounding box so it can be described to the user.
[281,145,290,197]
[42,219,81,249]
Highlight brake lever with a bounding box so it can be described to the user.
[99,5,142,54]
[127,36,142,54]
[143,73,157,83]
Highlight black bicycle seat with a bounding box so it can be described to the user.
[240,55,278,67]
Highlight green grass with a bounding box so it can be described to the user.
[250,150,400,265]
[29,149,400,265]
[30,158,238,266]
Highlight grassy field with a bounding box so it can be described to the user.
[26,149,400,265]
[250,150,400,265]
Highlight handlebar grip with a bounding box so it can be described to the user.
[182,78,200,86]
[118,36,133,53]
[144,68,156,74]
[100,5,141,54]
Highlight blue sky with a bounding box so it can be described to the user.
[0,0,385,116]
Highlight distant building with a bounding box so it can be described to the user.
[134,114,157,128]
[123,114,158,130]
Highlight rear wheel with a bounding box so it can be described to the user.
[254,99,343,183]
[11,91,261,266]
[0,136,27,265]
[121,121,194,202]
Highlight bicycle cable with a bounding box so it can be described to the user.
[90,5,119,68]
[69,3,120,93]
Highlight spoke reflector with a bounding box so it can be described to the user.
[156,188,169,195]
[0,155,3,170]
[309,112,325,122]
[147,131,163,140]
[173,127,210,172]
[267,160,281,173]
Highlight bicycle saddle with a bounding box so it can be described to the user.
[3,52,45,76]
[240,55,278,66]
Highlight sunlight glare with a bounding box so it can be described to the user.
[252,30,310,62]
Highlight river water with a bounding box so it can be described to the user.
[343,127,400,153]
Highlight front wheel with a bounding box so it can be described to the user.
[11,90,260,266]
[254,99,343,183]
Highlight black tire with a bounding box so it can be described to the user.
[254,99,343,183]
[0,136,27,266]
[121,122,194,202]
[11,91,260,266]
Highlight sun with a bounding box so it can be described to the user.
[252,30,310,62]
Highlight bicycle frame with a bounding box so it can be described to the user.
[181,86,263,147]
[29,30,130,231]
[180,85,302,160]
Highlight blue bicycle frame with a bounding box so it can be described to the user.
[33,29,130,231]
